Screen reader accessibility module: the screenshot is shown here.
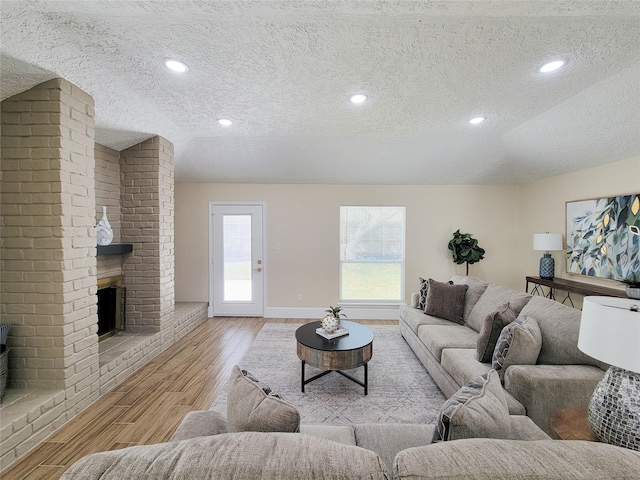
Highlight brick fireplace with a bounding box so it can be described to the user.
[0,78,203,470]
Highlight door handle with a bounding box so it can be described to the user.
[253,267,262,272]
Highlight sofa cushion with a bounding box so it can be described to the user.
[353,423,436,476]
[227,365,300,433]
[394,439,640,480]
[437,370,510,441]
[440,348,492,387]
[492,315,542,381]
[466,284,532,333]
[476,302,518,362]
[437,347,525,415]
[519,296,608,368]
[299,424,357,446]
[399,305,453,335]
[60,432,391,480]
[425,279,468,324]
[418,324,478,362]
[418,277,429,310]
[450,275,489,323]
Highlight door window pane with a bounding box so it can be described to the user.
[223,215,252,301]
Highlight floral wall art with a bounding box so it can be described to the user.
[566,194,640,280]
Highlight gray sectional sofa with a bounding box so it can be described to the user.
[400,274,608,436]
[60,277,640,478]
[61,410,640,479]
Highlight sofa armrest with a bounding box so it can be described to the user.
[410,292,420,309]
[171,410,228,441]
[508,415,551,440]
[503,364,604,437]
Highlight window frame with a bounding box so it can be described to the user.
[339,205,406,305]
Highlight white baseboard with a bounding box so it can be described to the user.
[264,306,400,320]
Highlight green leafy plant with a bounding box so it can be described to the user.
[325,305,347,319]
[621,272,640,288]
[447,230,486,275]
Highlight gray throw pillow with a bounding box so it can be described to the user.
[418,277,429,311]
[492,314,542,381]
[437,370,510,441]
[425,279,468,324]
[227,365,300,433]
[476,303,517,363]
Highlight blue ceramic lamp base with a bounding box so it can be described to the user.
[539,253,555,279]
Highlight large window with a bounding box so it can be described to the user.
[340,206,405,302]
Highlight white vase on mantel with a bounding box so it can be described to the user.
[95,206,114,246]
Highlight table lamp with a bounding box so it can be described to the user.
[533,233,563,279]
[578,296,640,451]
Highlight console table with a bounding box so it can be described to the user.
[525,276,626,307]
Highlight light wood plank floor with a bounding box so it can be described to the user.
[2,317,397,480]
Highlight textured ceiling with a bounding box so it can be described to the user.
[1,1,639,184]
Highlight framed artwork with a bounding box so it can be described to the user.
[566,194,640,280]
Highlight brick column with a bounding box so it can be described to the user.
[158,137,176,343]
[1,79,99,407]
[120,137,175,337]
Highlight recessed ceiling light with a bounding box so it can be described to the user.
[218,118,233,126]
[469,116,485,124]
[350,94,368,104]
[539,60,565,73]
[164,59,189,73]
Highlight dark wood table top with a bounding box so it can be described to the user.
[295,320,374,352]
[550,408,600,442]
[526,276,627,298]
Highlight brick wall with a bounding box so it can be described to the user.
[1,79,100,408]
[0,79,183,470]
[120,137,175,333]
[95,144,122,279]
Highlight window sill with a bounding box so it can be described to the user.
[339,301,403,308]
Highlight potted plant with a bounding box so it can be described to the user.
[622,273,640,299]
[322,306,347,333]
[447,229,486,276]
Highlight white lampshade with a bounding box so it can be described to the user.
[578,296,640,373]
[533,233,563,251]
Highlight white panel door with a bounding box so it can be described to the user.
[210,204,264,316]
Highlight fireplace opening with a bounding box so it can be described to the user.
[97,276,126,340]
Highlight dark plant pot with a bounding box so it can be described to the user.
[626,286,640,300]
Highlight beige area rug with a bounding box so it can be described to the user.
[209,323,446,425]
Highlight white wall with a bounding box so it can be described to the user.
[175,156,639,314]
[517,156,639,296]
[175,184,521,311]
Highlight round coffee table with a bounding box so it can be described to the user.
[295,320,374,395]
